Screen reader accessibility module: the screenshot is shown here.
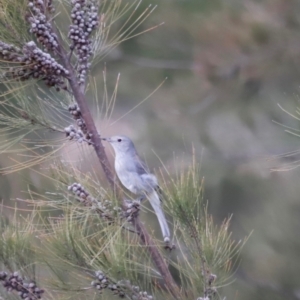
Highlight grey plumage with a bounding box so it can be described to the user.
[102,135,170,242]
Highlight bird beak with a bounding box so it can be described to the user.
[101,137,112,142]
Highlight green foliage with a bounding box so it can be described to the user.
[160,160,246,297]
[0,212,36,278]
[0,86,70,174]
[0,158,245,299]
[0,0,29,45]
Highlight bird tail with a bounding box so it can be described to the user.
[148,191,170,242]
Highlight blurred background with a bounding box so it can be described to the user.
[97,0,300,299]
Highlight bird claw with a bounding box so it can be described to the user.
[137,196,145,202]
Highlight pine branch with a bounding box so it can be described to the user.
[49,2,179,295]
[0,1,243,298]
[57,32,179,299]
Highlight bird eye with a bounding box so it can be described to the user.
[117,139,122,142]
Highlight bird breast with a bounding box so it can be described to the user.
[115,153,143,194]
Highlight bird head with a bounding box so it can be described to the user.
[102,135,135,154]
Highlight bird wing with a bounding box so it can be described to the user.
[133,152,150,175]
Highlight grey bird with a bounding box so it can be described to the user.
[102,135,170,242]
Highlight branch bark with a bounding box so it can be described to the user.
[58,48,116,190]
[132,218,179,298]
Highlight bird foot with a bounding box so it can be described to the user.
[136,196,145,202]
